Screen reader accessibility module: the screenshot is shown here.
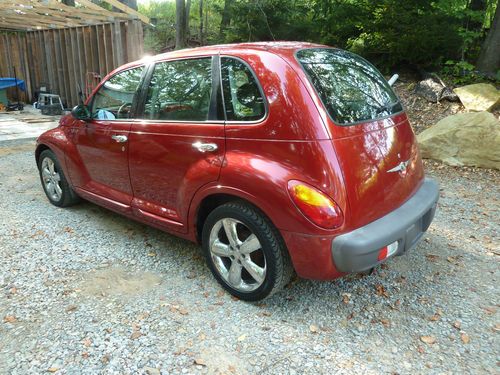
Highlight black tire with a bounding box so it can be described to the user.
[38,149,80,207]
[202,201,294,301]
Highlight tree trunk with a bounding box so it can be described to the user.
[199,0,204,44]
[477,0,500,74]
[185,0,192,39]
[219,0,233,38]
[175,0,187,50]
[467,0,487,31]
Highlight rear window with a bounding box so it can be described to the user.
[297,48,403,125]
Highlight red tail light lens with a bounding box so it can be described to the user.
[287,180,344,229]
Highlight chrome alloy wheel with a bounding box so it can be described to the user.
[209,218,267,292]
[41,157,62,202]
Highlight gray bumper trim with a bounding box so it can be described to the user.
[332,178,439,273]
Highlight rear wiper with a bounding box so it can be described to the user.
[375,101,399,115]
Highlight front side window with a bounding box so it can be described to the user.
[91,66,144,120]
[142,58,212,121]
[221,57,265,122]
[297,48,402,125]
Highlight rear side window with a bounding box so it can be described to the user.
[142,58,212,121]
[297,48,403,125]
[91,66,144,120]
[221,57,265,122]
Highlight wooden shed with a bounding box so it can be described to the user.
[0,0,149,108]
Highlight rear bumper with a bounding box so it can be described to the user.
[331,177,439,273]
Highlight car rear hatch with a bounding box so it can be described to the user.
[296,48,425,229]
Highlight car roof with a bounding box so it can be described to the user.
[120,41,327,71]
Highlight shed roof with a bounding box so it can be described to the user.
[0,0,149,31]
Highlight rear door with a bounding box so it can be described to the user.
[128,56,225,233]
[70,65,145,209]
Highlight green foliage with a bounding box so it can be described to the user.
[140,0,497,74]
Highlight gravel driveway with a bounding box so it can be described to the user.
[0,138,498,374]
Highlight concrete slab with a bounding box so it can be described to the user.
[0,106,62,142]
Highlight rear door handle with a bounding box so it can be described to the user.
[192,142,218,153]
[111,134,128,143]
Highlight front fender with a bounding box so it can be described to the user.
[35,125,73,183]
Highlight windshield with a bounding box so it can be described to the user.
[297,48,403,125]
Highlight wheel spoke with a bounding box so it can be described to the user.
[211,239,232,257]
[239,234,261,254]
[53,173,61,182]
[222,218,239,247]
[54,183,62,198]
[48,160,55,174]
[242,258,265,284]
[42,167,51,179]
[46,181,55,195]
[227,260,242,286]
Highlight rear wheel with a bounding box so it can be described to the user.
[202,202,293,301]
[38,149,80,207]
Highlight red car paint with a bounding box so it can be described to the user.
[36,42,426,280]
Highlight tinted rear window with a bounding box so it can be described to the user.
[297,48,402,125]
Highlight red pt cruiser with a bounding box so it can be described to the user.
[36,42,439,301]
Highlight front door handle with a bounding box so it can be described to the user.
[111,134,128,143]
[192,142,218,153]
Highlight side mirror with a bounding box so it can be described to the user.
[71,104,91,121]
[388,74,399,86]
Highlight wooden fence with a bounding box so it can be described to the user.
[0,20,144,108]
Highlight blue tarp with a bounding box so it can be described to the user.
[0,78,26,91]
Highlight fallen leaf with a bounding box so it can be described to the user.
[101,354,110,364]
[417,346,425,354]
[83,338,92,347]
[194,358,206,366]
[493,323,500,332]
[178,308,189,315]
[452,321,461,329]
[309,324,319,333]
[3,315,17,323]
[66,305,78,313]
[429,314,440,321]
[130,331,142,340]
[237,334,247,341]
[425,254,439,261]
[481,306,496,315]
[375,284,389,298]
[461,333,470,344]
[342,293,351,304]
[420,335,436,344]
[47,367,59,373]
[380,319,390,327]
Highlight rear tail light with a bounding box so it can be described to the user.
[287,180,343,229]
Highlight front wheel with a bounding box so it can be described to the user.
[38,149,80,207]
[202,202,293,301]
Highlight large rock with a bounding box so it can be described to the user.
[453,83,500,112]
[417,111,500,169]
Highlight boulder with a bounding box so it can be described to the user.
[417,111,500,169]
[453,83,500,112]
